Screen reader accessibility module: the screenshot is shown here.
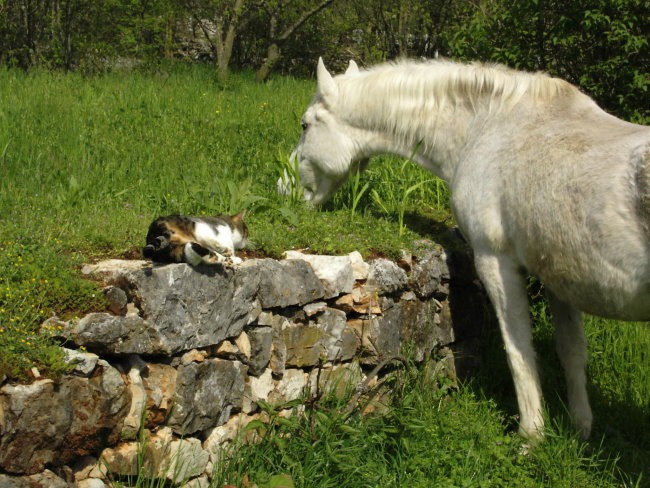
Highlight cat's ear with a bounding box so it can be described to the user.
[232,210,246,222]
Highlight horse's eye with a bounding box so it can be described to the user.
[301,120,308,131]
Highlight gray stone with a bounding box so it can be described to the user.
[68,261,263,355]
[278,308,358,368]
[168,359,246,436]
[281,322,323,367]
[77,479,108,488]
[104,285,128,315]
[314,308,359,362]
[246,327,273,376]
[0,362,129,474]
[183,476,210,488]
[308,362,363,399]
[239,258,325,308]
[161,437,209,483]
[142,362,177,428]
[269,315,290,375]
[303,301,328,317]
[410,241,450,299]
[269,369,308,404]
[242,369,274,413]
[284,251,354,298]
[347,303,403,365]
[62,347,100,376]
[65,313,171,355]
[100,427,209,482]
[121,360,147,440]
[400,297,438,362]
[367,259,408,295]
[0,469,68,488]
[348,251,370,280]
[81,259,149,280]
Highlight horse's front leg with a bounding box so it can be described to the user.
[474,252,545,441]
[548,293,592,439]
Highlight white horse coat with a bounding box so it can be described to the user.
[292,58,650,440]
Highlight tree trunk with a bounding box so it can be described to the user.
[254,0,334,83]
[255,42,280,83]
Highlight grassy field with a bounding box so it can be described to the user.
[0,64,648,487]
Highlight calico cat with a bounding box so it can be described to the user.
[142,211,248,266]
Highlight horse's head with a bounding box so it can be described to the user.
[292,58,370,204]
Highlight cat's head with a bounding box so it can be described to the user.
[229,211,248,249]
[142,218,176,262]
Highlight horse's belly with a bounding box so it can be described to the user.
[530,252,650,321]
[558,283,650,320]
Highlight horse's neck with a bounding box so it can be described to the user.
[352,96,478,183]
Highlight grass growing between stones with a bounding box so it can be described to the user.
[0,63,648,485]
[215,344,647,488]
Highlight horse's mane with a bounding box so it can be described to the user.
[335,59,582,150]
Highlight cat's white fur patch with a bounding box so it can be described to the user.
[194,221,234,254]
[183,242,204,266]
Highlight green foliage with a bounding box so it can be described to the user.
[448,0,649,123]
[0,240,106,381]
[1,1,646,122]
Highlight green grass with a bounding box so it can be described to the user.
[215,329,648,488]
[0,63,648,486]
[0,62,450,381]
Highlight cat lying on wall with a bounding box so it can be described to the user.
[142,212,247,266]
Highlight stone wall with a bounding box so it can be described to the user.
[0,240,492,487]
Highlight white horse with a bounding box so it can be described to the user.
[291,57,650,441]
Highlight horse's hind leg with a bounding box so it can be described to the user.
[548,293,592,440]
[474,252,545,441]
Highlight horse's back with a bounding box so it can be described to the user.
[458,104,650,320]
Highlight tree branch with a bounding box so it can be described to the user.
[276,0,334,42]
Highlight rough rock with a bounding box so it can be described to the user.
[0,469,68,487]
[284,251,354,298]
[0,362,129,474]
[160,437,209,483]
[303,301,328,317]
[168,359,246,435]
[121,357,147,440]
[245,327,273,376]
[104,285,128,315]
[410,241,450,299]
[279,308,358,367]
[243,368,274,413]
[239,258,325,308]
[334,284,382,316]
[99,427,208,483]
[81,259,149,280]
[367,259,408,295]
[72,261,265,355]
[99,442,139,477]
[269,369,308,404]
[62,347,100,376]
[308,362,363,399]
[348,251,370,280]
[77,479,108,488]
[141,363,177,428]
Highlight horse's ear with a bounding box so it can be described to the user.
[317,57,338,101]
[345,60,360,75]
